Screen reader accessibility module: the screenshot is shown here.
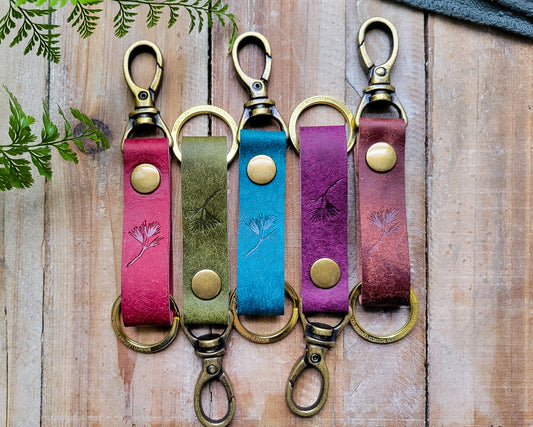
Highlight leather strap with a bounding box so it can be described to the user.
[300,126,348,313]
[121,138,173,327]
[182,136,229,326]
[356,118,410,306]
[237,129,286,315]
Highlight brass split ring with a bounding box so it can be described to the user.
[288,95,356,154]
[349,282,418,344]
[230,282,299,344]
[111,295,180,353]
[171,105,239,165]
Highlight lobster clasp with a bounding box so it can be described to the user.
[354,17,407,129]
[231,31,288,140]
[121,40,172,150]
[286,304,352,417]
[182,313,236,427]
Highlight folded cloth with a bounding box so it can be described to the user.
[388,0,533,38]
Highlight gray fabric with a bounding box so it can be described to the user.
[389,0,533,38]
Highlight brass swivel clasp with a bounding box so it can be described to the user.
[121,40,172,150]
[231,31,288,140]
[181,313,236,427]
[286,303,352,417]
[354,17,407,129]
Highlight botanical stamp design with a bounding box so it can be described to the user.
[244,213,277,257]
[187,189,222,232]
[127,220,164,266]
[368,208,399,253]
[309,178,342,223]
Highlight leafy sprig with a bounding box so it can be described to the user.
[0,86,109,191]
[0,0,237,62]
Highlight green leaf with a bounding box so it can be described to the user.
[1,86,109,191]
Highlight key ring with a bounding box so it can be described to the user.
[349,282,419,343]
[171,105,239,165]
[288,95,356,153]
[231,31,289,141]
[230,281,299,344]
[111,295,180,353]
[121,40,172,150]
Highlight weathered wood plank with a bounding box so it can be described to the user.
[427,15,533,426]
[40,5,208,425]
[0,2,49,424]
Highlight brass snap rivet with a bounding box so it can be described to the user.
[310,258,341,289]
[191,269,221,300]
[247,155,277,185]
[131,163,161,194]
[366,142,397,172]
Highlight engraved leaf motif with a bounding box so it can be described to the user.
[127,220,164,266]
[367,208,399,253]
[244,213,277,257]
[187,189,222,233]
[309,178,342,223]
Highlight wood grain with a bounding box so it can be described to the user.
[427,15,533,426]
[1,0,533,425]
[0,3,49,424]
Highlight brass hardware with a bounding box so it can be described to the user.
[286,301,352,417]
[366,142,397,172]
[192,269,222,300]
[230,281,299,344]
[246,154,277,185]
[231,32,289,141]
[349,282,419,343]
[354,17,408,129]
[288,95,356,153]
[121,41,172,150]
[111,295,180,353]
[181,313,236,427]
[310,258,341,289]
[171,105,239,165]
[130,163,161,193]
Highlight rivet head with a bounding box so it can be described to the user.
[375,66,387,77]
[131,163,161,194]
[191,269,221,300]
[310,258,341,289]
[366,142,397,172]
[247,155,277,185]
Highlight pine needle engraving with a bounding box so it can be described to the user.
[309,178,342,223]
[244,213,277,257]
[127,220,164,266]
[187,189,222,233]
[368,208,399,253]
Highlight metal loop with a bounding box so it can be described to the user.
[194,357,236,427]
[231,31,289,142]
[111,295,180,353]
[349,282,419,344]
[181,312,235,427]
[231,31,272,100]
[285,343,329,418]
[230,282,299,344]
[123,40,163,102]
[121,40,172,151]
[354,17,408,129]
[286,300,352,417]
[171,105,239,165]
[288,95,356,154]
[357,17,399,76]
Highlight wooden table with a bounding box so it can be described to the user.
[1,0,532,425]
